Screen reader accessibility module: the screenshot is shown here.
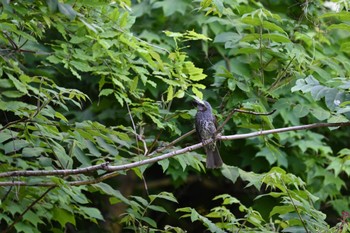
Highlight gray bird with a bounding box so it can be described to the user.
[193,99,223,169]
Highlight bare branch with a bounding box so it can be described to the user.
[0,162,109,178]
[219,122,350,141]
[148,129,196,157]
[0,121,349,187]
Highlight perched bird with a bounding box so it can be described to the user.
[193,99,223,169]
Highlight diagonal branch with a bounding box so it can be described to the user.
[2,186,55,233]
[0,121,349,186]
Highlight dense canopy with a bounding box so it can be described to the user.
[1,0,350,232]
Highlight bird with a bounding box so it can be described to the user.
[193,99,223,169]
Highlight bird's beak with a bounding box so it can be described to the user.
[192,99,206,111]
[192,98,204,106]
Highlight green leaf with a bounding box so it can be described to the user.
[320,11,350,20]
[52,208,76,227]
[51,140,73,168]
[58,3,77,20]
[1,90,26,98]
[239,169,264,190]
[22,210,44,227]
[14,222,35,233]
[95,136,118,155]
[293,104,309,118]
[99,88,114,97]
[147,205,167,213]
[256,147,277,165]
[149,192,178,203]
[140,216,157,227]
[73,146,91,167]
[70,60,92,72]
[310,107,330,121]
[262,21,286,33]
[4,139,29,154]
[92,183,130,204]
[8,74,28,94]
[241,33,260,42]
[0,129,16,143]
[46,0,58,13]
[294,32,313,47]
[262,33,291,43]
[80,207,104,221]
[153,0,188,16]
[132,195,149,206]
[167,85,174,102]
[221,165,239,183]
[158,159,170,172]
[192,86,203,100]
[214,32,240,44]
[269,205,294,217]
[328,23,350,32]
[241,16,262,26]
[22,147,46,157]
[341,41,350,54]
[184,30,211,41]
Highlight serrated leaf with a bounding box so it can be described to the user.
[158,159,170,172]
[52,208,76,227]
[221,165,239,183]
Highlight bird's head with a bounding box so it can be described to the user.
[192,99,211,112]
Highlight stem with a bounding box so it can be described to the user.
[0,121,349,186]
[2,187,55,233]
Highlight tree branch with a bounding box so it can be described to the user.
[2,186,55,233]
[0,121,349,186]
[0,162,110,178]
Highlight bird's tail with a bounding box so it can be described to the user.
[206,147,223,169]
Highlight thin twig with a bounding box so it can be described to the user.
[126,102,142,155]
[281,179,310,233]
[2,186,55,233]
[148,129,196,157]
[268,56,296,92]
[216,109,276,135]
[0,117,30,132]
